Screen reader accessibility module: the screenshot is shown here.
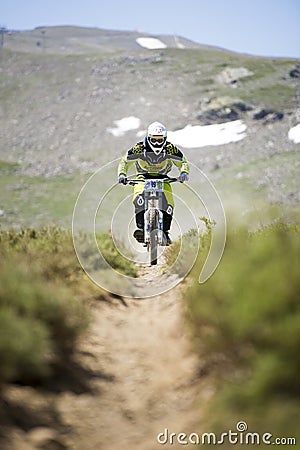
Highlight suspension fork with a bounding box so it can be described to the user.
[157,191,164,244]
[144,192,163,244]
[144,191,151,243]
[143,185,166,245]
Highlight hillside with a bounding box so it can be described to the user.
[0,26,299,229]
[3,25,204,54]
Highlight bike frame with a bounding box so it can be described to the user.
[144,179,165,245]
[128,176,178,248]
[126,176,178,265]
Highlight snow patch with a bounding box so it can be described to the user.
[107,116,141,137]
[288,124,300,144]
[168,120,247,148]
[136,37,167,49]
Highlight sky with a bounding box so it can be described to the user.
[1,0,300,58]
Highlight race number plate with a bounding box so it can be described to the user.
[145,180,164,191]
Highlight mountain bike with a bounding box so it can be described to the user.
[127,176,178,265]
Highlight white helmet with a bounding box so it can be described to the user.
[146,121,167,154]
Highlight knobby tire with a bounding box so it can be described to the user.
[149,209,158,265]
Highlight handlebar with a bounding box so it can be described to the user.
[126,176,179,186]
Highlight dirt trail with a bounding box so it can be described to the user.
[59,264,204,450]
[2,266,210,450]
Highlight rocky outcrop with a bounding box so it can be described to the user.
[253,108,284,123]
[290,63,300,78]
[197,96,252,124]
[216,67,254,85]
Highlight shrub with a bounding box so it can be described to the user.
[187,222,300,441]
[0,259,89,385]
[0,226,98,387]
[164,219,212,277]
[96,232,138,278]
[0,226,138,386]
[0,226,81,283]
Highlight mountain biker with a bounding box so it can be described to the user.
[117,121,190,245]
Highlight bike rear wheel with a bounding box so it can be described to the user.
[149,209,158,265]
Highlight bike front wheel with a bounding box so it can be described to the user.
[149,209,158,265]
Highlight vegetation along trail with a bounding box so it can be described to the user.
[1,258,208,450]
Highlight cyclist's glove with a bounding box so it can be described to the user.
[179,172,189,183]
[118,174,127,184]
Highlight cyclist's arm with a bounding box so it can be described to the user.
[118,152,135,176]
[118,143,144,176]
[172,155,190,174]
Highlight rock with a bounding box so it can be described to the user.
[197,106,239,124]
[253,108,284,123]
[197,97,252,124]
[216,67,254,85]
[290,63,300,78]
[202,95,238,110]
[0,209,5,216]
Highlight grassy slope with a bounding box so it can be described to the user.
[0,161,90,228]
[1,46,298,229]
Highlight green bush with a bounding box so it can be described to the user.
[0,226,102,387]
[164,219,212,277]
[187,222,300,442]
[0,226,138,386]
[0,259,89,385]
[96,232,138,278]
[0,306,50,382]
[0,226,137,283]
[0,226,81,283]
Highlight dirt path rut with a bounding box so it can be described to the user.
[59,281,202,450]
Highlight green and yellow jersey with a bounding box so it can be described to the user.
[118,140,190,178]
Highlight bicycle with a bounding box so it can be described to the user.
[126,176,179,266]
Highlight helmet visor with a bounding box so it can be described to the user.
[149,136,165,146]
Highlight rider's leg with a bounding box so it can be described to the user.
[133,183,145,227]
[135,210,144,229]
[133,204,145,242]
[161,185,174,231]
[163,211,172,232]
[162,211,172,245]
[133,185,145,242]
[161,188,174,245]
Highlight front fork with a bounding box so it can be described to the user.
[144,196,164,245]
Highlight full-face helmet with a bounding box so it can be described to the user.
[146,121,167,154]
